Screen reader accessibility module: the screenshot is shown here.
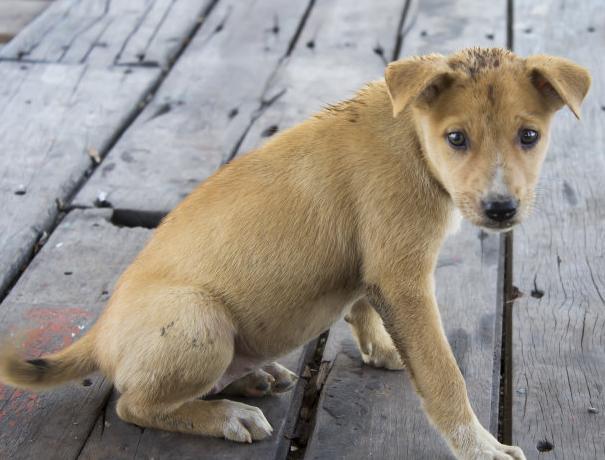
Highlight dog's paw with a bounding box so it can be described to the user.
[359,341,405,370]
[263,362,298,393]
[222,401,273,443]
[221,363,298,397]
[221,369,275,398]
[452,420,526,460]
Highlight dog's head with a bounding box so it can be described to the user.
[385,48,591,231]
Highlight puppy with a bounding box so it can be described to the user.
[0,48,590,459]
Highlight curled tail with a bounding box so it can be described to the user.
[0,331,98,391]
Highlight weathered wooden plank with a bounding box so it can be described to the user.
[305,224,502,459]
[0,0,213,67]
[0,209,151,460]
[398,0,505,56]
[301,1,508,458]
[0,62,158,298]
[74,0,312,215]
[79,348,309,460]
[511,1,605,458]
[0,1,49,44]
[237,0,504,156]
[237,0,408,155]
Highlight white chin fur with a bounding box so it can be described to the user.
[446,208,463,236]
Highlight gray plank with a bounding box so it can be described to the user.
[0,0,213,67]
[79,348,309,460]
[237,0,407,155]
[511,1,605,458]
[73,0,313,215]
[0,209,151,460]
[237,0,505,156]
[305,225,502,459]
[0,62,159,298]
[303,0,508,458]
[0,0,49,44]
[399,0,506,56]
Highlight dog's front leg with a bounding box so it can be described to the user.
[365,281,525,460]
[345,298,405,370]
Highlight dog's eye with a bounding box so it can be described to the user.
[519,128,539,147]
[447,131,467,149]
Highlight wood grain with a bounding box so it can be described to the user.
[305,223,502,460]
[399,0,506,56]
[78,348,309,460]
[303,1,508,458]
[0,209,150,460]
[0,0,49,43]
[73,0,313,216]
[236,0,408,156]
[0,62,158,298]
[511,1,605,458]
[0,0,213,67]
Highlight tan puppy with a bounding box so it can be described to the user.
[0,48,590,459]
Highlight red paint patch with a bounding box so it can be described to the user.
[17,306,93,356]
[0,385,41,423]
[0,307,93,423]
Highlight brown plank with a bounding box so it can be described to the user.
[0,62,159,298]
[511,1,605,458]
[73,0,313,216]
[0,209,151,460]
[303,0,508,458]
[0,0,48,43]
[0,0,213,67]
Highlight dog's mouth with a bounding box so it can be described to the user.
[477,218,519,233]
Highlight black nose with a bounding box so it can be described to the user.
[482,198,518,222]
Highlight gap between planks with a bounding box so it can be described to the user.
[0,0,220,305]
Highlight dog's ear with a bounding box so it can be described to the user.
[525,55,591,119]
[385,54,454,117]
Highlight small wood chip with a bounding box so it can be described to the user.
[88,147,101,164]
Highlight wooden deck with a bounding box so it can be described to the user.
[0,0,602,458]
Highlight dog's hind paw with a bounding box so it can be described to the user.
[221,362,298,397]
[263,362,298,393]
[222,402,273,443]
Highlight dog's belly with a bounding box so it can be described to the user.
[211,288,363,393]
[250,288,364,354]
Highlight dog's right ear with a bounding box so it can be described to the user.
[385,54,454,117]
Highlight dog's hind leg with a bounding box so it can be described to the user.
[345,297,405,370]
[111,289,273,442]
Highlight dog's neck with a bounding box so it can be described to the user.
[359,81,454,205]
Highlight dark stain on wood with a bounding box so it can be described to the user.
[148,103,172,122]
[536,439,554,452]
[562,181,578,205]
[261,125,279,137]
[531,276,544,299]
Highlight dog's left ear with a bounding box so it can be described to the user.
[385,54,454,117]
[525,55,591,119]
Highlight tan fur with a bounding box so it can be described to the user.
[0,48,590,458]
